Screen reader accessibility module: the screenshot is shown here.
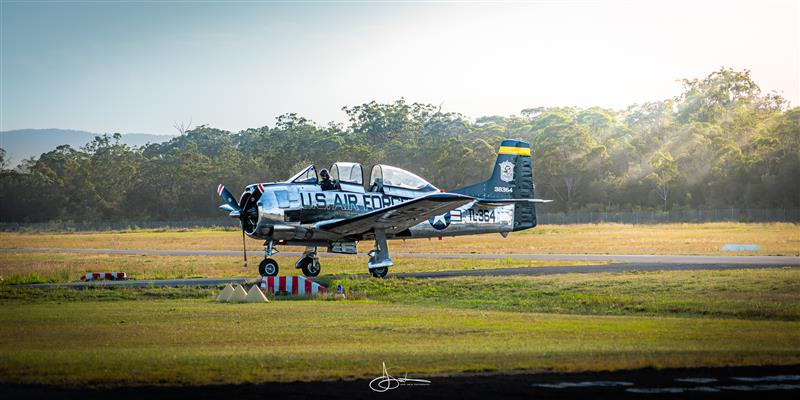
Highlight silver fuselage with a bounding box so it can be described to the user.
[242,183,514,244]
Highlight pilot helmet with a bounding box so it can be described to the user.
[320,169,330,178]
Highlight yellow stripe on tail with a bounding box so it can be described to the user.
[498,146,531,156]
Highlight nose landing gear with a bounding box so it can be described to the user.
[258,240,279,277]
[258,258,279,276]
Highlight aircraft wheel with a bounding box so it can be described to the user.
[259,258,279,276]
[370,267,388,278]
[300,258,321,277]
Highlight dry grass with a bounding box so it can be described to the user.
[0,228,237,250]
[0,223,796,255]
[393,222,800,256]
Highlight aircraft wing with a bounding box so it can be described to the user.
[314,193,474,236]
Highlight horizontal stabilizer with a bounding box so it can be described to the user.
[475,198,553,205]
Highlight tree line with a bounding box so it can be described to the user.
[0,67,797,223]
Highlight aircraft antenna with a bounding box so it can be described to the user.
[241,227,248,271]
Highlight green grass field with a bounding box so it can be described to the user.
[1,223,798,386]
[341,268,800,320]
[1,299,799,385]
[1,268,799,385]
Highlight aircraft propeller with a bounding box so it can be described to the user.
[217,184,248,271]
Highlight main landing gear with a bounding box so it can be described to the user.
[295,246,321,277]
[257,235,394,279]
[368,229,393,278]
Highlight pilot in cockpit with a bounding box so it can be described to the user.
[319,169,335,191]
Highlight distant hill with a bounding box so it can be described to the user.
[0,129,176,167]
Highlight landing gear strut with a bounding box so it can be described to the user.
[258,240,279,276]
[368,229,393,278]
[295,246,321,277]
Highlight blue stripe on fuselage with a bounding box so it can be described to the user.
[284,190,411,223]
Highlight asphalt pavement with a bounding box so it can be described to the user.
[6,246,798,289]
[3,247,799,264]
[14,261,799,289]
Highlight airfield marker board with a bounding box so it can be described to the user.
[80,272,127,281]
[260,276,326,296]
[722,244,760,251]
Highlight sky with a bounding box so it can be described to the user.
[1,0,798,134]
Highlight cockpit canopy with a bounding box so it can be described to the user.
[285,163,438,196]
[287,165,317,184]
[330,162,364,193]
[369,164,438,196]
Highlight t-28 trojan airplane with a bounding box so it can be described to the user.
[216,139,550,278]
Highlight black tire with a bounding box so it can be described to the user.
[259,258,279,276]
[370,267,388,278]
[300,258,321,277]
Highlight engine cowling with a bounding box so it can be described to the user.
[238,186,262,235]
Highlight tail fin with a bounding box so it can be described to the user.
[452,139,537,230]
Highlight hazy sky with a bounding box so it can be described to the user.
[1,0,798,134]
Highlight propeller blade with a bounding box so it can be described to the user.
[216,184,241,213]
[218,184,249,271]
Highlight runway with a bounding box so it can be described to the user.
[3,247,799,265]
[16,261,800,289]
[6,246,798,289]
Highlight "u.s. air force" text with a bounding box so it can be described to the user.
[299,192,406,211]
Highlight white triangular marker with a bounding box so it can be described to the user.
[245,285,269,303]
[217,284,234,302]
[229,285,248,303]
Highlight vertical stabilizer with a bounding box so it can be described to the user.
[452,139,537,230]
